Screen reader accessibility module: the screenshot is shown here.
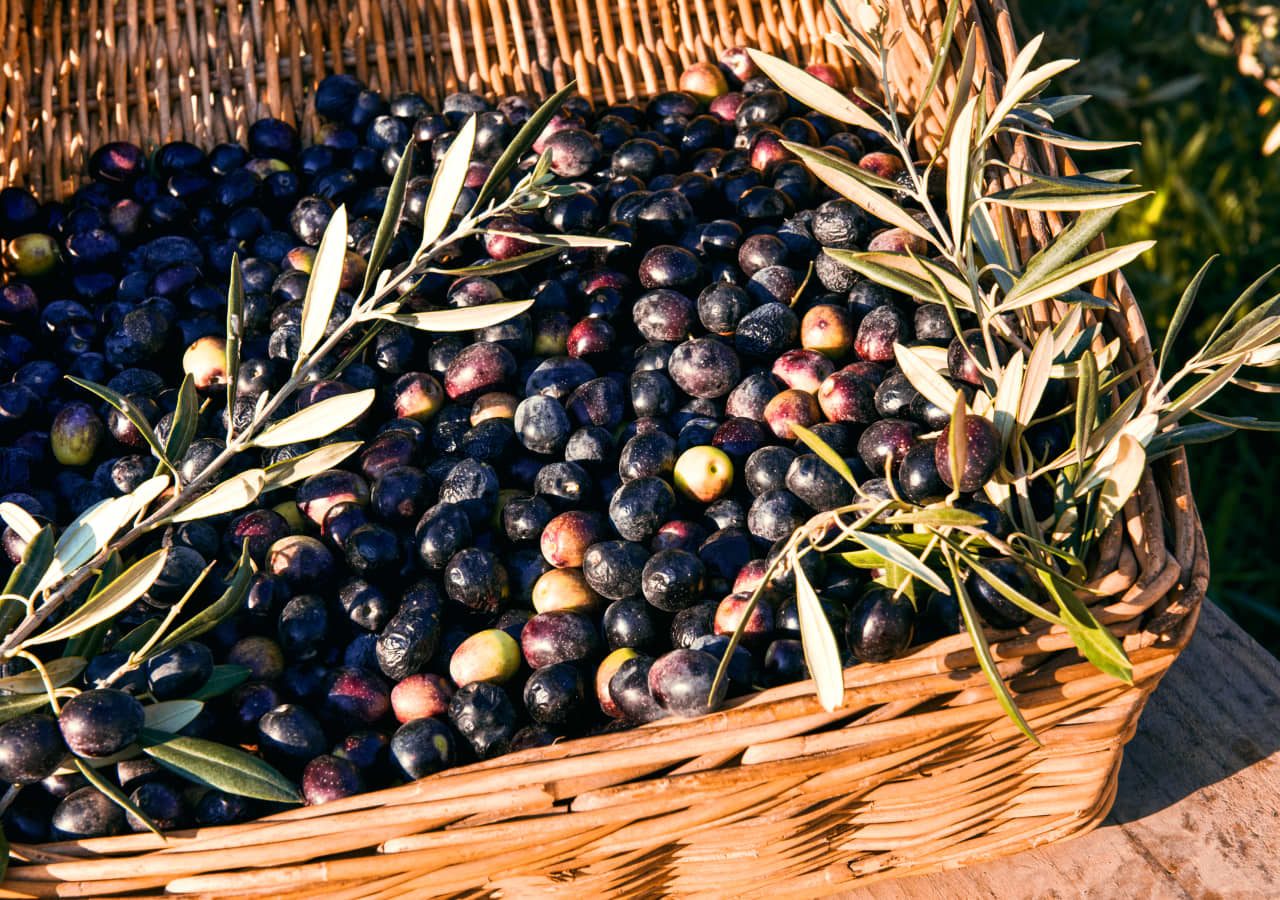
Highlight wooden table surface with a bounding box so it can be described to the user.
[848,602,1280,899]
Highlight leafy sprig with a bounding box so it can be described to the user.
[723,8,1280,732]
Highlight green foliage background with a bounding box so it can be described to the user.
[1022,0,1280,653]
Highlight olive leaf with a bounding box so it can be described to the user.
[894,343,960,414]
[848,532,949,593]
[998,241,1155,312]
[164,374,200,466]
[0,657,85,694]
[992,350,1025,453]
[477,230,628,249]
[112,617,162,655]
[74,759,162,837]
[1017,330,1055,428]
[913,0,963,121]
[946,94,980,250]
[794,558,845,712]
[947,392,969,497]
[0,503,40,544]
[420,115,477,250]
[790,423,861,490]
[1093,434,1146,525]
[296,205,348,372]
[170,469,266,522]
[784,143,937,246]
[883,508,986,527]
[1016,206,1123,296]
[1037,570,1132,684]
[139,729,301,803]
[362,141,413,300]
[151,542,253,655]
[130,560,216,664]
[64,553,124,660]
[946,551,1040,745]
[962,555,1064,626]
[984,180,1151,213]
[67,376,174,474]
[143,700,205,734]
[25,548,169,647]
[1075,350,1099,471]
[262,441,363,491]
[424,246,561,277]
[225,254,244,428]
[190,665,251,700]
[748,49,892,142]
[475,81,578,213]
[367,299,536,333]
[826,248,972,309]
[0,693,55,724]
[252,389,376,448]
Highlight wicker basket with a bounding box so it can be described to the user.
[0,0,1207,896]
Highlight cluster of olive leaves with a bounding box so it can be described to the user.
[714,1,1280,738]
[0,83,619,832]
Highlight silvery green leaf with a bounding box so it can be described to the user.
[1201,265,1280,357]
[1016,206,1122,296]
[748,50,892,141]
[1076,350,1098,470]
[0,657,85,693]
[225,254,244,427]
[190,664,252,700]
[420,115,477,250]
[787,144,937,246]
[791,423,860,489]
[0,503,40,543]
[1050,337,1119,378]
[1145,422,1235,459]
[253,389,375,447]
[947,554,1039,744]
[1195,410,1280,432]
[295,205,348,372]
[63,554,123,660]
[985,182,1151,213]
[883,509,986,527]
[894,343,959,414]
[1020,94,1092,120]
[1017,330,1055,427]
[263,441,364,491]
[113,617,161,655]
[140,728,301,803]
[0,694,55,724]
[825,248,972,309]
[362,141,413,300]
[171,469,266,522]
[849,532,949,593]
[153,542,253,654]
[479,230,628,249]
[1163,360,1244,425]
[74,759,162,837]
[794,559,844,712]
[992,349,1024,452]
[368,299,536,333]
[984,54,1078,142]
[1037,570,1132,684]
[1005,125,1137,152]
[946,94,979,250]
[143,700,205,734]
[67,376,173,472]
[165,374,199,465]
[426,247,560,277]
[999,241,1155,312]
[1094,434,1146,527]
[913,0,963,120]
[476,82,577,212]
[26,549,169,647]
[947,392,969,495]
[929,30,979,165]
[964,556,1063,626]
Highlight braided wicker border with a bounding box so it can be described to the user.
[0,0,1206,895]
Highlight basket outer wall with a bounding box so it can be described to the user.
[0,0,1207,896]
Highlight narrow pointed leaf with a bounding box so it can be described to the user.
[1145,422,1235,459]
[948,392,969,494]
[1194,410,1280,432]
[171,470,265,522]
[992,350,1025,452]
[478,230,627,249]
[225,255,245,433]
[947,95,978,249]
[1038,570,1132,683]
[894,343,960,414]
[3,524,51,607]
[794,560,844,711]
[164,374,199,467]
[748,50,891,141]
[143,699,205,734]
[362,142,413,300]
[0,503,39,544]
[1001,242,1154,311]
[190,665,252,701]
[154,542,254,653]
[296,205,348,371]
[949,556,1039,744]
[420,116,477,249]
[476,82,577,212]
[0,694,55,723]
[1018,331,1055,427]
[849,532,949,593]
[263,441,363,491]
[1017,206,1122,296]
[139,729,301,803]
[964,557,1063,626]
[1202,265,1280,355]
[985,56,1079,141]
[825,249,971,308]
[113,618,161,655]
[930,30,979,163]
[26,549,169,647]
[986,184,1151,213]
[915,0,963,117]
[786,144,936,245]
[1076,350,1098,471]
[1094,434,1146,526]
[0,658,85,693]
[68,376,173,472]
[425,246,561,277]
[74,759,162,837]
[1006,125,1137,152]
[253,389,375,448]
[791,423,860,489]
[368,299,535,333]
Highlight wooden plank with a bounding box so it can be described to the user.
[849,603,1280,899]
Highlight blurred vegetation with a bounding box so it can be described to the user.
[1017,0,1280,653]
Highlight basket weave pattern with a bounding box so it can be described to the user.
[0,0,1206,896]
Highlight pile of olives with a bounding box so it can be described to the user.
[0,48,1055,840]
